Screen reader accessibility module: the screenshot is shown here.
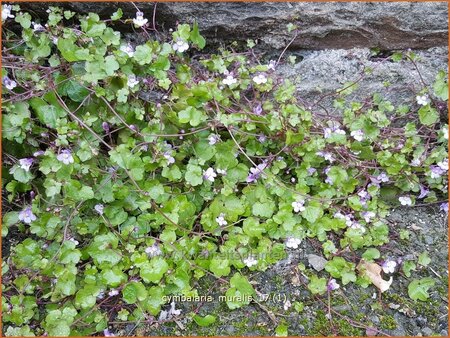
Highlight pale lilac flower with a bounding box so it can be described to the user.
[120,44,135,57]
[285,237,301,249]
[316,151,334,163]
[33,150,45,157]
[208,134,220,145]
[437,159,448,171]
[103,329,115,337]
[376,172,389,183]
[246,162,267,183]
[361,211,376,223]
[108,289,119,297]
[145,243,162,257]
[398,196,412,206]
[169,301,181,316]
[439,203,448,214]
[216,168,227,175]
[163,152,175,165]
[127,74,139,88]
[253,104,263,115]
[132,11,148,27]
[327,279,340,291]
[350,130,364,142]
[243,256,258,268]
[222,75,237,86]
[258,134,267,143]
[416,95,430,106]
[19,158,34,172]
[291,177,296,183]
[203,167,217,182]
[173,38,189,53]
[102,122,110,132]
[18,207,36,224]
[324,127,346,139]
[68,237,79,246]
[307,168,317,175]
[430,165,445,179]
[283,299,291,311]
[410,158,421,166]
[418,185,429,199]
[32,22,44,32]
[334,212,354,227]
[2,76,17,90]
[1,5,14,21]
[94,204,104,215]
[325,176,333,185]
[291,200,305,213]
[349,221,365,232]
[381,260,397,274]
[215,213,227,226]
[253,73,267,85]
[358,190,369,200]
[443,127,448,140]
[57,149,74,165]
[268,60,276,71]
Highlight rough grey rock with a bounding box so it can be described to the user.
[20,2,448,50]
[307,254,328,271]
[276,46,448,111]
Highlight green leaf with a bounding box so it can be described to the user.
[134,44,153,65]
[418,252,431,267]
[408,278,435,301]
[193,314,216,327]
[275,321,288,337]
[190,22,206,49]
[302,203,323,223]
[418,106,439,126]
[225,273,255,309]
[178,106,206,127]
[209,257,230,277]
[122,282,148,304]
[307,275,327,295]
[140,257,169,283]
[362,248,381,261]
[433,70,448,101]
[185,164,203,186]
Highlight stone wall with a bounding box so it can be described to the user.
[20,2,448,109]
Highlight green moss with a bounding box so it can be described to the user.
[307,310,363,336]
[380,315,397,330]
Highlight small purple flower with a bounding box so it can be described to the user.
[103,329,115,337]
[94,204,104,215]
[327,279,340,291]
[399,196,412,206]
[163,152,175,165]
[418,185,429,199]
[440,203,448,214]
[361,211,376,223]
[316,151,334,163]
[258,134,267,143]
[307,167,317,175]
[108,289,119,297]
[56,149,74,165]
[430,165,445,179]
[381,260,397,274]
[145,243,162,257]
[2,76,17,90]
[377,172,389,183]
[102,122,110,132]
[33,150,45,157]
[19,158,34,172]
[18,207,36,224]
[253,104,263,115]
[246,162,268,183]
